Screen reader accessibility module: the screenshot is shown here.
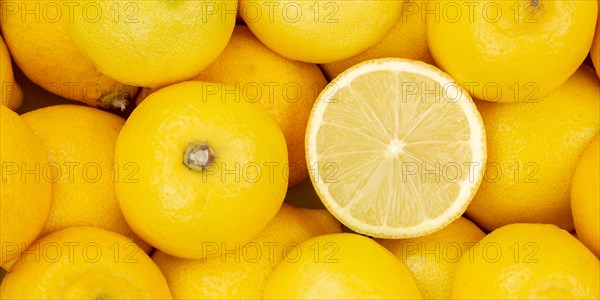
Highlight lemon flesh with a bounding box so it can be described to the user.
[306,58,486,238]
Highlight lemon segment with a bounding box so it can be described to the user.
[306,58,486,238]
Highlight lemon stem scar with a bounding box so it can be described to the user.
[183,141,216,172]
[99,91,129,111]
[531,0,539,6]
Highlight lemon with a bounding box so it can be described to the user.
[321,0,434,79]
[115,81,288,259]
[21,105,150,252]
[64,0,237,88]
[136,25,327,187]
[467,65,600,232]
[428,0,597,102]
[0,0,138,109]
[263,233,422,299]
[306,58,486,238]
[0,106,51,268]
[452,223,600,299]
[377,217,485,299]
[572,135,600,257]
[0,227,171,299]
[152,203,342,299]
[0,37,22,110]
[239,0,403,63]
[592,6,600,78]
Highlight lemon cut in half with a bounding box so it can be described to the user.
[306,58,487,238]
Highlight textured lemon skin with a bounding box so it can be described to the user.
[0,0,137,107]
[22,105,150,252]
[0,37,22,110]
[0,227,172,299]
[0,106,51,268]
[137,25,327,187]
[240,0,403,63]
[592,6,600,78]
[152,203,342,299]
[115,81,288,259]
[571,136,600,257]
[263,233,423,299]
[452,223,600,299]
[467,66,600,232]
[378,217,486,299]
[321,0,434,79]
[64,0,237,88]
[428,0,597,102]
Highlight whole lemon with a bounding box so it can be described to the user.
[263,233,423,299]
[467,65,600,231]
[115,81,288,259]
[137,25,327,187]
[0,227,171,299]
[0,106,51,268]
[428,0,597,102]
[321,0,434,79]
[152,203,342,299]
[64,0,237,88]
[239,0,403,63]
[0,0,137,109]
[452,223,600,299]
[22,105,149,252]
[0,37,22,110]
[571,135,600,257]
[378,217,486,299]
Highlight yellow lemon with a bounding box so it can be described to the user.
[0,0,138,109]
[0,36,22,110]
[467,65,600,232]
[64,0,237,88]
[22,105,149,252]
[115,81,288,259]
[0,106,51,268]
[152,203,342,299]
[263,233,422,299]
[306,58,486,238]
[378,217,485,299]
[592,5,600,78]
[321,0,435,79]
[0,227,171,299]
[572,135,600,257]
[136,25,327,187]
[428,0,597,102]
[451,223,600,299]
[239,0,403,63]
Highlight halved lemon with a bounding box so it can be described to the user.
[306,58,486,238]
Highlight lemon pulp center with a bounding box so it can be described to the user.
[386,139,405,157]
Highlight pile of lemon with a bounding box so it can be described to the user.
[1,0,599,299]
